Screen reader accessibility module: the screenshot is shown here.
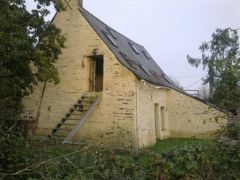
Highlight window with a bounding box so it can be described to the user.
[163,74,172,84]
[142,50,151,59]
[102,30,118,47]
[106,27,118,39]
[150,70,163,81]
[161,107,165,131]
[120,52,139,69]
[128,42,140,54]
[154,103,160,139]
[139,65,151,76]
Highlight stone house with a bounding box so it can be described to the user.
[23,0,227,150]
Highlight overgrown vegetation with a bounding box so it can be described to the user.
[0,0,65,175]
[187,28,240,113]
[0,123,239,179]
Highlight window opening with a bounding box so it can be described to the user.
[102,30,118,47]
[142,50,151,59]
[155,103,160,139]
[106,27,118,39]
[150,70,163,81]
[163,74,172,84]
[140,65,151,76]
[120,52,139,69]
[161,106,165,131]
[128,42,140,54]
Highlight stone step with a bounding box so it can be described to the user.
[48,94,100,139]
[58,125,75,131]
[62,121,79,126]
[77,100,95,105]
[83,92,100,97]
[73,104,92,108]
[71,107,89,113]
[72,108,88,112]
[54,130,70,137]
[66,114,84,121]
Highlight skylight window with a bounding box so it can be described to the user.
[150,70,163,81]
[128,42,140,54]
[163,74,172,84]
[106,27,118,39]
[140,65,151,76]
[120,52,139,69]
[142,50,151,59]
[102,30,118,47]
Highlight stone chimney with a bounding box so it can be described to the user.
[78,0,83,7]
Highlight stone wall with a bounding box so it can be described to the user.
[168,89,227,138]
[136,81,170,148]
[22,1,137,149]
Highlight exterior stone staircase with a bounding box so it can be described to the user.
[48,92,101,143]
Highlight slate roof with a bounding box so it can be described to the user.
[79,7,178,89]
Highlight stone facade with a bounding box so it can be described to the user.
[23,1,137,149]
[168,90,227,138]
[23,0,228,150]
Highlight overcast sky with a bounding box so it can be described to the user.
[26,0,240,90]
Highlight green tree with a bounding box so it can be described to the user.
[0,0,65,102]
[0,0,66,173]
[187,28,240,113]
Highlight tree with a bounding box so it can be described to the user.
[187,28,240,113]
[0,0,65,103]
[0,0,66,173]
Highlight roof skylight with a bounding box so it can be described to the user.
[140,65,151,76]
[150,70,162,81]
[163,74,172,84]
[120,52,139,69]
[102,30,118,47]
[106,27,118,39]
[142,50,151,59]
[128,42,140,54]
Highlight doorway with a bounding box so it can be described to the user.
[89,55,103,92]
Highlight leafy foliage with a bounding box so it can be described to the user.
[0,0,65,175]
[187,28,240,112]
[0,0,65,101]
[1,124,239,179]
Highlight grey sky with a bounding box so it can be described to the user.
[26,0,240,89]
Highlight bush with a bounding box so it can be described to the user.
[1,123,239,179]
[156,123,240,179]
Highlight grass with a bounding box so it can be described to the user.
[136,138,212,167]
[151,138,213,153]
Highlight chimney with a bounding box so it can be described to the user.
[78,0,83,7]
